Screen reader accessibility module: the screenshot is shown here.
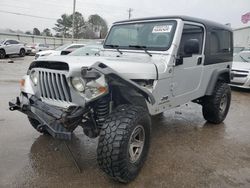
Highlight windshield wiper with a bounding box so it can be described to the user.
[105,44,123,55]
[129,45,152,57]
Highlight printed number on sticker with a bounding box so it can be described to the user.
[152,25,172,33]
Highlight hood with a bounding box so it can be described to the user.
[36,55,158,80]
[232,61,250,71]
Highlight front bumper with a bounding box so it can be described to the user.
[230,71,250,89]
[9,93,87,140]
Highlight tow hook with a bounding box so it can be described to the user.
[9,97,21,111]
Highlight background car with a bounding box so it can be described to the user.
[35,43,85,59]
[233,47,250,56]
[231,50,250,89]
[26,43,50,54]
[68,44,103,56]
[0,39,26,59]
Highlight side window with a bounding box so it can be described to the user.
[210,29,231,54]
[178,24,204,55]
[10,40,19,44]
[5,40,11,44]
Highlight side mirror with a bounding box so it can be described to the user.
[5,42,10,45]
[184,39,200,55]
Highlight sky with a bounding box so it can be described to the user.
[0,0,249,33]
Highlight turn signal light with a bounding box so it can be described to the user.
[98,86,107,93]
[19,79,25,88]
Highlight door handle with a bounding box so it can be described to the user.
[197,57,202,65]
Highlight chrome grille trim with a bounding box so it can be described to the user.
[38,70,72,102]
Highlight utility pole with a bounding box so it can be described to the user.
[72,0,76,40]
[128,8,133,20]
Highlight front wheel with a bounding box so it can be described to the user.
[202,81,231,124]
[97,105,151,183]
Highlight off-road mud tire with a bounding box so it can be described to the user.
[97,105,151,183]
[202,81,231,124]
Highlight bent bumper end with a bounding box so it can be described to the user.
[9,95,85,140]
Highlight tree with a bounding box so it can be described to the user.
[25,31,32,35]
[53,14,72,38]
[69,12,86,38]
[42,28,52,37]
[33,28,40,35]
[53,12,108,39]
[88,14,108,38]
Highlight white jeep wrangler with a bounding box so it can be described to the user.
[9,16,233,183]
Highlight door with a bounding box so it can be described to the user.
[4,40,19,54]
[11,40,21,54]
[172,23,205,98]
[4,40,14,54]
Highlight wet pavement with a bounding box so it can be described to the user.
[0,57,250,187]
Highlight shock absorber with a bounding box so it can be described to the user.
[95,96,110,126]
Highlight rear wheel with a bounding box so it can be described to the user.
[0,49,5,59]
[97,105,151,183]
[19,48,25,57]
[202,81,231,124]
[28,117,48,134]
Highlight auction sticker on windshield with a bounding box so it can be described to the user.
[152,25,172,33]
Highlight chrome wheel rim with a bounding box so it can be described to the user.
[219,94,228,113]
[128,125,145,163]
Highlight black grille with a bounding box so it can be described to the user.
[29,61,69,71]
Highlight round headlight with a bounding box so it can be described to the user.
[30,70,38,85]
[71,77,86,92]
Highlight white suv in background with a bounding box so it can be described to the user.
[231,50,250,89]
[0,39,26,59]
[26,43,50,54]
[35,43,85,59]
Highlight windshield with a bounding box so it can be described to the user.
[55,44,70,51]
[233,51,250,63]
[104,21,176,51]
[69,45,102,56]
[0,40,4,44]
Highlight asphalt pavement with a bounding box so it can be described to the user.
[0,56,250,188]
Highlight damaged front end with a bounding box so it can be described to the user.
[9,60,155,140]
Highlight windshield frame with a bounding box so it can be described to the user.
[104,20,177,51]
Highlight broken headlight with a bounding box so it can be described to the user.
[84,75,108,100]
[70,74,108,101]
[71,77,86,92]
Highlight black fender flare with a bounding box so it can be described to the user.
[88,62,156,105]
[205,68,231,96]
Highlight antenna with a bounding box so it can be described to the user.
[128,8,133,20]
